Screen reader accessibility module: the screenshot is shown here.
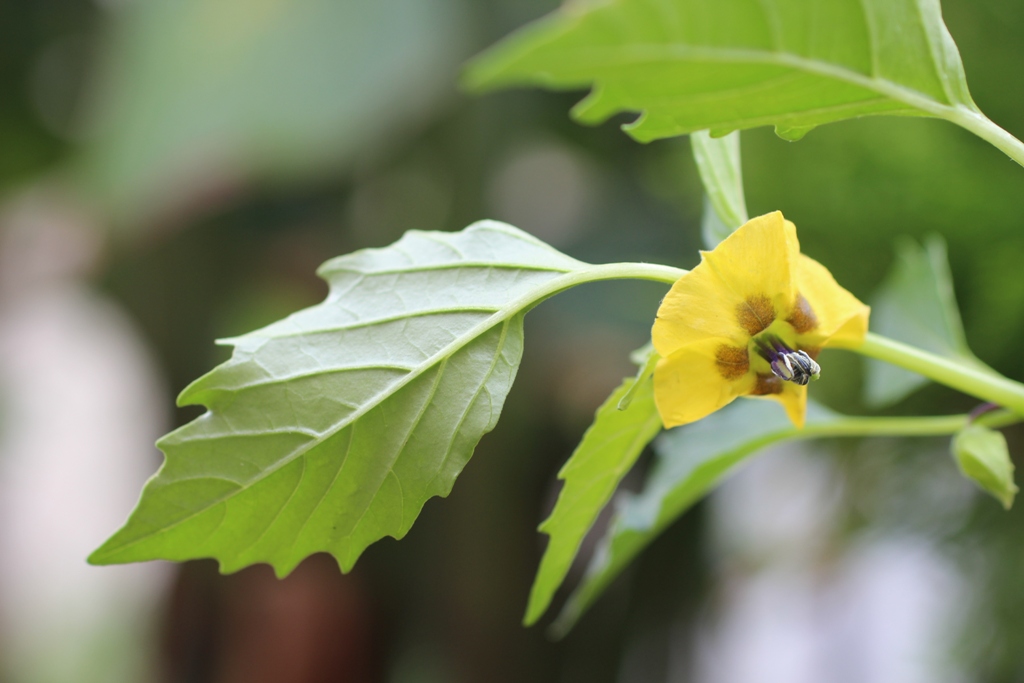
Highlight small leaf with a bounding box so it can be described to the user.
[617,343,658,411]
[91,221,591,575]
[465,0,991,147]
[952,424,1017,509]
[525,374,662,626]
[865,236,992,407]
[691,131,747,245]
[551,399,841,636]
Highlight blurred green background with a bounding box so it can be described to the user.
[1,0,1024,681]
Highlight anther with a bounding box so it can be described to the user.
[754,335,821,386]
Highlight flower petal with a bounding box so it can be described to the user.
[653,211,798,357]
[792,254,870,349]
[750,380,808,429]
[653,339,755,428]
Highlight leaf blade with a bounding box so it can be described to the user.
[91,221,588,574]
[525,374,662,626]
[465,0,983,144]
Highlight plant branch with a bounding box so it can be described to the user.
[854,332,1024,416]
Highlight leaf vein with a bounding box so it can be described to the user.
[234,456,308,562]
[424,318,513,499]
[339,355,450,543]
[288,424,355,553]
[563,43,960,116]
[239,306,502,341]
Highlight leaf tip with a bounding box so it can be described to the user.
[997,479,1019,510]
[459,18,561,95]
[545,608,576,641]
[773,124,815,142]
[87,535,127,566]
[708,127,737,139]
[568,85,618,126]
[86,547,111,566]
[458,57,498,94]
[620,113,658,143]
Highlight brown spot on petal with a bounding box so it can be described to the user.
[736,295,775,336]
[787,294,818,334]
[800,346,821,361]
[715,345,749,380]
[751,373,783,395]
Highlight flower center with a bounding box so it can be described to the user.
[753,335,821,386]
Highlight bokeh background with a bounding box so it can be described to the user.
[1,0,1024,681]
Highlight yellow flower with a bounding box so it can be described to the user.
[652,211,869,429]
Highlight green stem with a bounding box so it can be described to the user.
[855,332,1024,416]
[794,409,1019,441]
[575,262,687,286]
[947,108,1024,169]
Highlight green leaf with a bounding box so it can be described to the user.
[952,424,1017,509]
[617,343,658,410]
[524,373,662,626]
[465,0,986,145]
[551,399,841,636]
[865,236,991,407]
[90,221,595,575]
[81,0,468,223]
[691,131,748,247]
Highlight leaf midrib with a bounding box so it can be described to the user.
[232,306,504,344]
[553,43,972,118]
[319,260,580,277]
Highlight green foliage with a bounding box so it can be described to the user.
[865,236,990,407]
[465,0,985,145]
[548,395,1020,634]
[691,131,748,247]
[75,0,1024,655]
[81,0,467,223]
[524,374,662,626]
[90,222,592,575]
[952,424,1018,509]
[551,400,840,635]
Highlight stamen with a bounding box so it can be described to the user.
[754,335,821,386]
